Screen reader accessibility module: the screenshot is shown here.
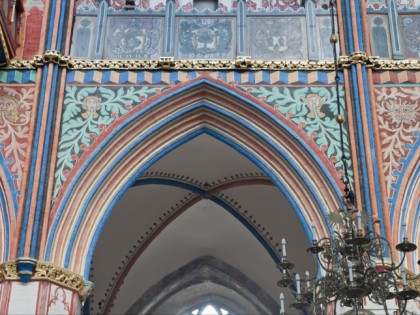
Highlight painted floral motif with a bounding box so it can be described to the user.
[154,2,165,10]
[47,287,70,314]
[366,0,387,10]
[270,0,301,11]
[0,96,20,124]
[301,94,327,119]
[375,86,420,200]
[0,87,34,194]
[368,0,420,9]
[75,0,98,11]
[25,0,44,10]
[232,0,257,10]
[397,0,420,8]
[242,86,352,179]
[54,86,163,200]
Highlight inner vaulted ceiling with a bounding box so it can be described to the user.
[90,133,313,314]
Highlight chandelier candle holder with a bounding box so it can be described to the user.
[277,1,420,314]
[278,211,419,314]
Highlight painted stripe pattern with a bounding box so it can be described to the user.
[66,70,342,85]
[0,71,37,84]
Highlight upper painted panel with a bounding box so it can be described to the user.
[71,0,338,61]
[367,0,420,10]
[75,0,331,12]
[366,0,420,60]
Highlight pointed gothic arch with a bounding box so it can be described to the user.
[44,79,343,277]
[392,157,420,269]
[123,256,279,314]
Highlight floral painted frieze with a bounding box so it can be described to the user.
[375,86,420,201]
[54,85,166,200]
[242,85,352,180]
[0,87,34,196]
[56,72,350,201]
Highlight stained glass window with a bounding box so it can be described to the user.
[187,303,232,315]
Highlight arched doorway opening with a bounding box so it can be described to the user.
[45,81,342,313]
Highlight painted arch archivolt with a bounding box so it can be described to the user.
[44,78,343,276]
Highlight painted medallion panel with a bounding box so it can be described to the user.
[70,16,97,59]
[317,16,336,60]
[249,17,307,60]
[368,15,391,58]
[176,18,234,59]
[400,15,420,59]
[104,17,163,59]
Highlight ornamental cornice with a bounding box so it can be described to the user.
[407,269,420,293]
[0,262,20,281]
[2,51,419,71]
[0,260,92,301]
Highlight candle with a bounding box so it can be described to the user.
[279,293,285,314]
[305,271,310,289]
[296,273,301,294]
[311,222,317,241]
[357,211,362,230]
[401,264,407,286]
[282,238,287,257]
[348,261,353,282]
[313,289,316,305]
[402,223,407,240]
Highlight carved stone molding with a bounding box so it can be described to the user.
[34,262,85,292]
[407,269,420,293]
[0,262,20,281]
[2,50,420,70]
[0,261,92,300]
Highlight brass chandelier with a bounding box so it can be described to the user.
[277,1,420,314]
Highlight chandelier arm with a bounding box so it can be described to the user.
[315,256,334,273]
[363,266,391,310]
[369,234,406,272]
[308,252,320,282]
[387,270,406,312]
[398,297,408,314]
[385,250,406,272]
[382,296,390,315]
